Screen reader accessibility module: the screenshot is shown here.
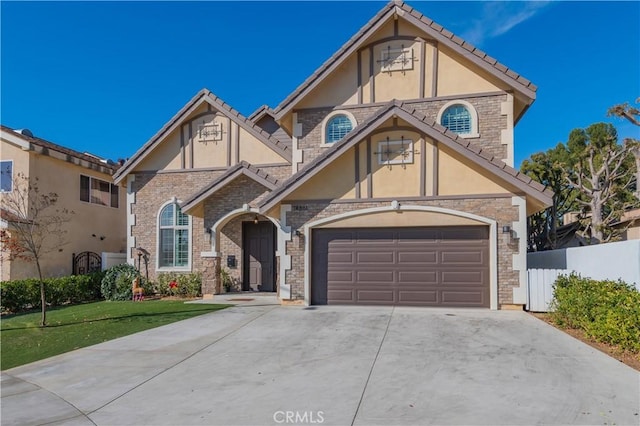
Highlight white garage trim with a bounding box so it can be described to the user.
[303,203,498,309]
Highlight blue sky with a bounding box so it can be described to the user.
[2,1,639,167]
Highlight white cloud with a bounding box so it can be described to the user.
[462,1,552,46]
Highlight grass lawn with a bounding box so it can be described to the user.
[1,300,229,370]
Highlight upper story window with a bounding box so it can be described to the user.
[321,110,357,146]
[80,175,119,208]
[0,160,13,192]
[326,115,353,143]
[158,202,190,269]
[442,105,471,134]
[437,100,480,139]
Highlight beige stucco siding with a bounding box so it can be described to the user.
[287,148,356,201]
[436,47,501,96]
[1,141,30,180]
[370,130,422,198]
[238,128,289,165]
[297,55,359,109]
[438,145,512,195]
[373,40,422,102]
[192,114,229,169]
[136,128,182,171]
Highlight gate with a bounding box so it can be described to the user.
[72,251,102,275]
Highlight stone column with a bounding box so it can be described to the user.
[202,256,222,298]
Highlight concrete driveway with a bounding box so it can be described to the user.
[2,303,639,426]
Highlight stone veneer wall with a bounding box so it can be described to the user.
[282,197,520,306]
[130,165,289,284]
[295,93,508,166]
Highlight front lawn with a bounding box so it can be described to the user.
[1,300,229,370]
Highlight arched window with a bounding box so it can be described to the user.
[158,202,190,268]
[321,111,357,145]
[441,105,471,134]
[436,100,479,138]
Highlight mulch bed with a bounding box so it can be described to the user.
[530,312,640,372]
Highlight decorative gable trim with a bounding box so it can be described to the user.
[273,0,536,119]
[259,100,553,212]
[113,90,291,185]
[180,161,280,214]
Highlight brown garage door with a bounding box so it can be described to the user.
[312,226,489,307]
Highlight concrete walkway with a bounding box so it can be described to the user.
[2,304,639,426]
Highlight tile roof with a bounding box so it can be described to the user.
[180,161,281,214]
[1,125,119,174]
[273,0,536,118]
[260,99,553,212]
[113,89,291,184]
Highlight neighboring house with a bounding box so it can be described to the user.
[113,1,552,309]
[0,126,127,281]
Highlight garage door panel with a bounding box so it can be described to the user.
[357,251,394,263]
[398,271,438,283]
[398,290,438,303]
[328,252,354,264]
[356,290,395,303]
[398,251,437,264]
[357,271,394,282]
[441,250,485,264]
[442,291,485,304]
[441,270,485,285]
[312,226,489,307]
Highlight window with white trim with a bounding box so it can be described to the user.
[80,175,119,208]
[437,100,479,138]
[325,114,353,144]
[158,203,190,268]
[0,160,13,192]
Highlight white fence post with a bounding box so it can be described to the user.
[527,268,568,312]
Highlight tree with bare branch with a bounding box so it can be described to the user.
[0,173,72,326]
[563,123,638,243]
[608,98,640,199]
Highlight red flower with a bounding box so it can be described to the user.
[169,280,178,289]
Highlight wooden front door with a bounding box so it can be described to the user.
[243,221,276,292]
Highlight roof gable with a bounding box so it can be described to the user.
[113,90,291,185]
[0,125,118,175]
[180,161,280,214]
[260,100,552,212]
[273,0,536,119]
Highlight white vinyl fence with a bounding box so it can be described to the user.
[527,269,568,312]
[101,252,127,271]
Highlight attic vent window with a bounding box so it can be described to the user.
[380,45,414,73]
[198,122,223,143]
[376,137,415,167]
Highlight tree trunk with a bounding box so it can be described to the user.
[591,191,603,244]
[36,260,46,327]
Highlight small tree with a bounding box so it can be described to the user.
[0,173,72,326]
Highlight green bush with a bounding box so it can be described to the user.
[0,271,105,313]
[101,263,140,301]
[551,273,640,352]
[156,272,202,298]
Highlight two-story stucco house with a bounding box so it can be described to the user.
[113,1,552,309]
[1,126,127,281]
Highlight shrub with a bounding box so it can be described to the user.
[156,272,202,298]
[101,263,140,301]
[551,273,640,352]
[0,271,105,313]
